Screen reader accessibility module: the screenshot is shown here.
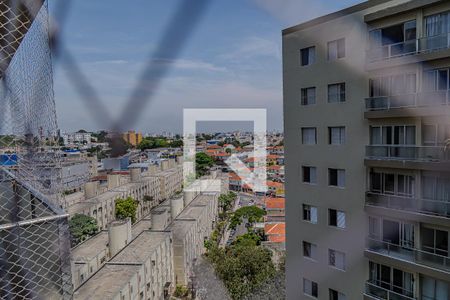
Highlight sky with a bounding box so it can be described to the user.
[51,0,363,134]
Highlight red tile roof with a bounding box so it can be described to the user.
[266,181,283,188]
[265,197,285,209]
[264,223,286,243]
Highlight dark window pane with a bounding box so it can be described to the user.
[329,209,337,226]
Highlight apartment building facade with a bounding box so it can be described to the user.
[283,0,450,299]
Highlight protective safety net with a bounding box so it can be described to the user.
[0,0,72,299]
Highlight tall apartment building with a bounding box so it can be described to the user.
[123,130,143,147]
[283,0,450,299]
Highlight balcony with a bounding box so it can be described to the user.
[367,40,417,63]
[366,238,450,275]
[366,145,449,162]
[418,33,450,53]
[366,192,450,219]
[365,281,415,300]
[365,91,450,113]
[367,33,450,64]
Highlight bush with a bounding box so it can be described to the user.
[174,285,189,298]
[115,197,138,223]
[69,214,98,246]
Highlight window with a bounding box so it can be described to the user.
[301,46,316,66]
[302,127,317,145]
[328,169,345,188]
[302,166,317,184]
[303,204,318,224]
[425,12,450,37]
[327,38,345,60]
[369,216,381,239]
[301,87,316,105]
[421,275,449,300]
[328,83,345,103]
[303,278,318,298]
[329,127,345,145]
[369,262,414,298]
[329,209,346,228]
[329,289,346,300]
[329,249,346,270]
[369,171,415,197]
[421,227,448,257]
[370,125,416,145]
[370,74,416,97]
[303,241,317,260]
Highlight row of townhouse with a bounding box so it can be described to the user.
[72,172,227,300]
[66,159,183,231]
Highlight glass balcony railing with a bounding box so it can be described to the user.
[367,40,417,62]
[418,33,450,53]
[366,192,450,218]
[367,33,450,63]
[365,281,416,300]
[365,91,450,111]
[366,145,450,162]
[366,238,450,274]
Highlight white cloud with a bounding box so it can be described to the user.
[221,36,281,61]
[153,59,227,72]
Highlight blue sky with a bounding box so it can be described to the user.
[52,0,363,133]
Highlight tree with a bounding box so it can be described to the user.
[91,130,108,143]
[115,197,138,223]
[169,139,183,148]
[218,192,236,214]
[233,232,261,247]
[69,214,98,246]
[195,152,214,177]
[210,243,275,300]
[229,206,266,231]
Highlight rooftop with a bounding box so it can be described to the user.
[131,217,152,238]
[73,264,141,300]
[167,219,196,239]
[176,205,205,220]
[264,197,285,210]
[282,0,392,35]
[71,231,108,262]
[111,231,170,263]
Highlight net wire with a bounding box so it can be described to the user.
[0,0,72,299]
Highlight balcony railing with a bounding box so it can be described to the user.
[367,40,417,62]
[365,281,415,300]
[366,238,450,274]
[367,33,450,63]
[418,33,450,53]
[366,145,450,162]
[365,91,450,111]
[366,192,450,218]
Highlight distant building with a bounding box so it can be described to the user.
[63,131,92,146]
[123,130,143,147]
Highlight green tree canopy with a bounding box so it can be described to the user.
[196,152,214,177]
[115,197,138,223]
[209,242,275,299]
[218,192,237,214]
[229,206,266,231]
[69,214,98,246]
